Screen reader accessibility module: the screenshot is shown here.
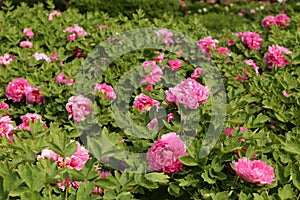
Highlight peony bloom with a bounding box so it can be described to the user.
[191,68,204,80]
[274,14,290,28]
[93,170,112,195]
[0,54,15,66]
[165,78,210,109]
[197,36,219,54]
[261,16,276,29]
[233,157,275,185]
[20,41,33,48]
[239,32,263,50]
[147,132,187,173]
[0,116,15,142]
[133,93,160,111]
[48,10,62,21]
[217,47,231,57]
[153,52,164,63]
[56,72,75,86]
[244,59,260,74]
[264,45,292,68]
[33,53,51,63]
[6,78,33,102]
[64,24,87,42]
[23,28,34,38]
[25,87,44,105]
[140,61,163,90]
[0,101,10,111]
[94,83,117,100]
[155,29,174,46]
[18,113,46,132]
[168,59,182,71]
[66,95,93,123]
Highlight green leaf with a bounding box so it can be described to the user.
[278,184,295,200]
[168,183,184,198]
[201,170,216,184]
[178,156,198,166]
[144,172,169,184]
[20,191,43,200]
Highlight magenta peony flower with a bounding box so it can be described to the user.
[23,28,34,38]
[168,59,182,71]
[233,157,275,185]
[140,61,163,90]
[25,87,44,105]
[165,78,210,109]
[6,78,33,102]
[261,16,276,29]
[18,113,46,132]
[147,132,187,173]
[244,59,260,74]
[20,41,33,48]
[0,101,10,111]
[0,116,15,142]
[155,29,174,46]
[274,14,290,28]
[217,47,231,57]
[51,53,58,61]
[191,68,204,80]
[48,10,62,21]
[94,83,117,100]
[197,36,219,54]
[240,32,263,50]
[133,93,160,111]
[33,53,51,63]
[264,45,292,68]
[66,95,93,123]
[56,72,75,86]
[0,54,15,66]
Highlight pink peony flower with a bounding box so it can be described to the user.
[133,93,160,111]
[261,16,276,29]
[0,101,10,111]
[165,78,210,109]
[217,47,231,57]
[264,45,292,68]
[66,95,93,123]
[168,59,182,71]
[94,83,117,100]
[6,78,33,102]
[48,10,62,21]
[167,113,174,123]
[23,28,34,38]
[147,132,187,173]
[64,24,87,42]
[282,90,291,98]
[20,41,33,48]
[140,61,163,90]
[0,54,15,66]
[0,116,15,142]
[274,14,290,28]
[239,32,263,50]
[18,113,46,131]
[33,53,51,63]
[56,72,75,86]
[155,29,174,46]
[67,33,76,42]
[191,68,204,80]
[244,59,260,74]
[197,36,219,54]
[25,87,44,105]
[153,52,164,62]
[233,157,275,185]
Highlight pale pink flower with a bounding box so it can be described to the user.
[264,45,292,68]
[197,36,219,53]
[191,68,204,80]
[56,72,75,86]
[23,28,34,38]
[33,53,51,63]
[233,157,275,185]
[25,87,44,105]
[238,13,243,17]
[94,83,117,100]
[147,117,159,130]
[6,78,33,102]
[18,113,45,131]
[140,61,163,90]
[239,32,263,50]
[274,14,290,28]
[133,93,160,111]
[66,95,93,123]
[165,78,210,109]
[282,90,291,98]
[261,16,276,29]
[0,54,15,66]
[176,51,183,57]
[168,59,182,71]
[98,24,106,29]
[244,59,260,74]
[155,29,174,46]
[20,41,33,48]
[167,113,174,123]
[64,24,87,41]
[250,9,255,14]
[147,132,187,173]
[153,52,164,62]
[48,10,62,21]
[0,116,15,142]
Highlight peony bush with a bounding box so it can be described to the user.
[0,0,300,199]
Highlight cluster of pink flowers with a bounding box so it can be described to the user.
[155,29,174,46]
[37,141,89,190]
[262,14,290,29]
[234,32,263,50]
[0,116,15,142]
[264,45,292,68]
[33,52,51,63]
[233,157,275,185]
[140,61,163,90]
[66,95,93,123]
[56,72,75,86]
[23,28,34,38]
[0,54,15,66]
[165,78,210,109]
[133,93,160,111]
[197,36,219,54]
[244,59,260,74]
[168,59,182,71]
[6,78,44,105]
[94,83,117,100]
[48,10,62,21]
[18,113,46,132]
[63,24,87,42]
[147,132,187,174]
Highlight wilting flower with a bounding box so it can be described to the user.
[20,41,33,48]
[165,78,210,109]
[6,78,32,102]
[18,113,46,132]
[66,95,93,123]
[140,61,163,90]
[33,53,51,63]
[264,45,292,68]
[0,116,15,142]
[233,157,275,185]
[94,83,116,100]
[133,93,160,111]
[23,28,34,38]
[56,72,75,86]
[147,132,187,173]
[25,87,44,105]
[48,10,62,20]
[168,59,182,71]
[0,54,15,66]
[197,36,219,54]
